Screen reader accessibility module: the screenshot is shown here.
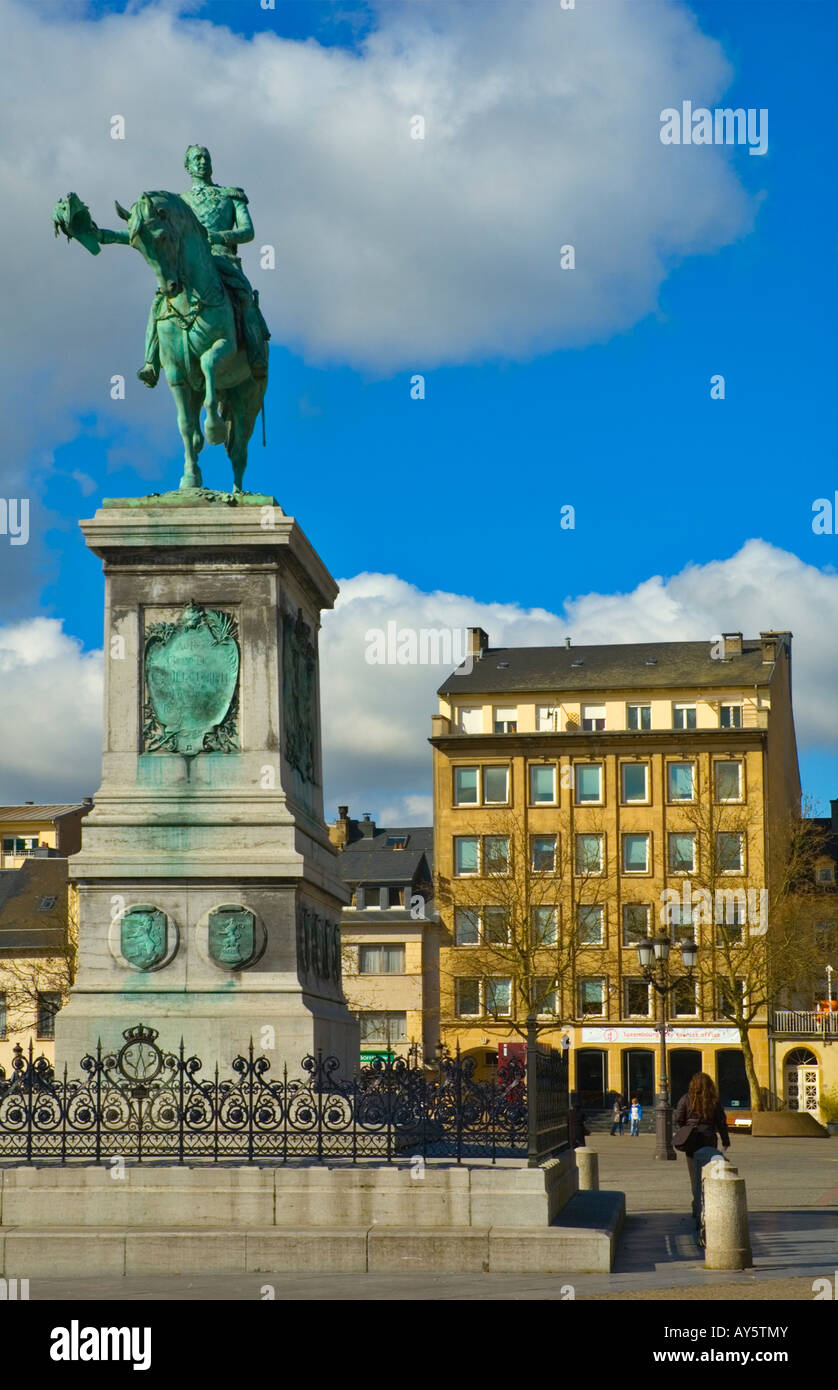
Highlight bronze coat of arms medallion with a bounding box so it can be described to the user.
[144,602,240,755]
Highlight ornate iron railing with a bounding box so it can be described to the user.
[0,1024,568,1167]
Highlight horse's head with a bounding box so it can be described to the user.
[125,191,186,297]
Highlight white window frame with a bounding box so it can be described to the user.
[485,977,512,1018]
[720,703,743,728]
[622,903,650,946]
[716,831,745,875]
[581,703,606,732]
[578,976,606,1017]
[668,832,696,874]
[455,978,481,1018]
[624,978,651,1018]
[574,762,603,805]
[453,835,480,876]
[532,905,559,945]
[358,944,406,975]
[626,702,651,731]
[620,761,649,804]
[577,904,604,946]
[672,702,697,730]
[530,834,557,873]
[714,760,743,803]
[622,832,651,875]
[667,761,696,803]
[457,707,483,734]
[529,762,557,805]
[493,706,518,733]
[575,833,604,876]
[482,764,510,806]
[453,766,479,806]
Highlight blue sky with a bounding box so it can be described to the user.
[4,0,838,815]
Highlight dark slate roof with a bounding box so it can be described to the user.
[0,858,68,952]
[337,827,433,885]
[438,639,779,696]
[0,804,88,824]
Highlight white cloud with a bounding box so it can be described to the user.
[7,541,833,821]
[0,619,102,803]
[321,542,838,820]
[2,0,753,471]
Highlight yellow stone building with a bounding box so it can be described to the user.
[431,629,802,1120]
[330,809,440,1063]
[0,858,75,1075]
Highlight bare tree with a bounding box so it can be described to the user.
[436,808,607,1038]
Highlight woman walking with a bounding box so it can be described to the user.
[673,1072,731,1227]
[610,1095,626,1136]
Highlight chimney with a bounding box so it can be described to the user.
[329,805,352,849]
[722,632,742,658]
[467,628,489,662]
[82,796,93,806]
[565,637,571,649]
[760,631,789,664]
[360,813,376,838]
[831,799,838,833]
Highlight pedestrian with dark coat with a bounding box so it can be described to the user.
[610,1094,626,1136]
[568,1096,589,1148]
[673,1072,731,1222]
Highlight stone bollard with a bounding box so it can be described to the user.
[702,1160,752,1269]
[575,1148,599,1191]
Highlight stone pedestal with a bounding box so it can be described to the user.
[56,490,359,1075]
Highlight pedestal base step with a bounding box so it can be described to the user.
[0,1214,623,1277]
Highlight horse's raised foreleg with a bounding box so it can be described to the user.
[170,381,203,489]
[200,340,235,446]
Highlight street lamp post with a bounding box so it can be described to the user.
[636,932,699,1161]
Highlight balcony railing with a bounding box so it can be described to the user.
[771,1009,838,1036]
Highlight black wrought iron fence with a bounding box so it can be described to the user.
[0,1023,568,1167]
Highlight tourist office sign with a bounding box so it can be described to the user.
[581,1026,741,1045]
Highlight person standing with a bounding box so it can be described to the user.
[610,1094,626,1136]
[568,1095,590,1148]
[673,1072,731,1223]
[629,1095,642,1136]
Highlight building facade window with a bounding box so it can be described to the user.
[455,978,481,1017]
[576,834,604,875]
[624,978,651,1017]
[453,767,479,805]
[575,764,603,804]
[529,763,557,804]
[457,707,483,734]
[720,703,743,728]
[536,705,559,732]
[672,979,698,1017]
[581,703,606,732]
[454,836,480,875]
[716,979,746,1019]
[484,836,511,875]
[359,1011,407,1045]
[578,977,606,1016]
[531,834,557,873]
[621,762,649,803]
[715,760,743,802]
[454,907,480,945]
[668,832,696,873]
[668,905,695,944]
[622,833,650,874]
[622,903,650,945]
[577,904,604,946]
[667,762,695,802]
[532,978,558,1016]
[627,703,651,731]
[484,906,511,943]
[532,906,558,945]
[358,944,405,974]
[493,706,518,733]
[672,703,697,730]
[716,832,744,873]
[37,992,61,1040]
[485,978,512,1017]
[483,765,510,804]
